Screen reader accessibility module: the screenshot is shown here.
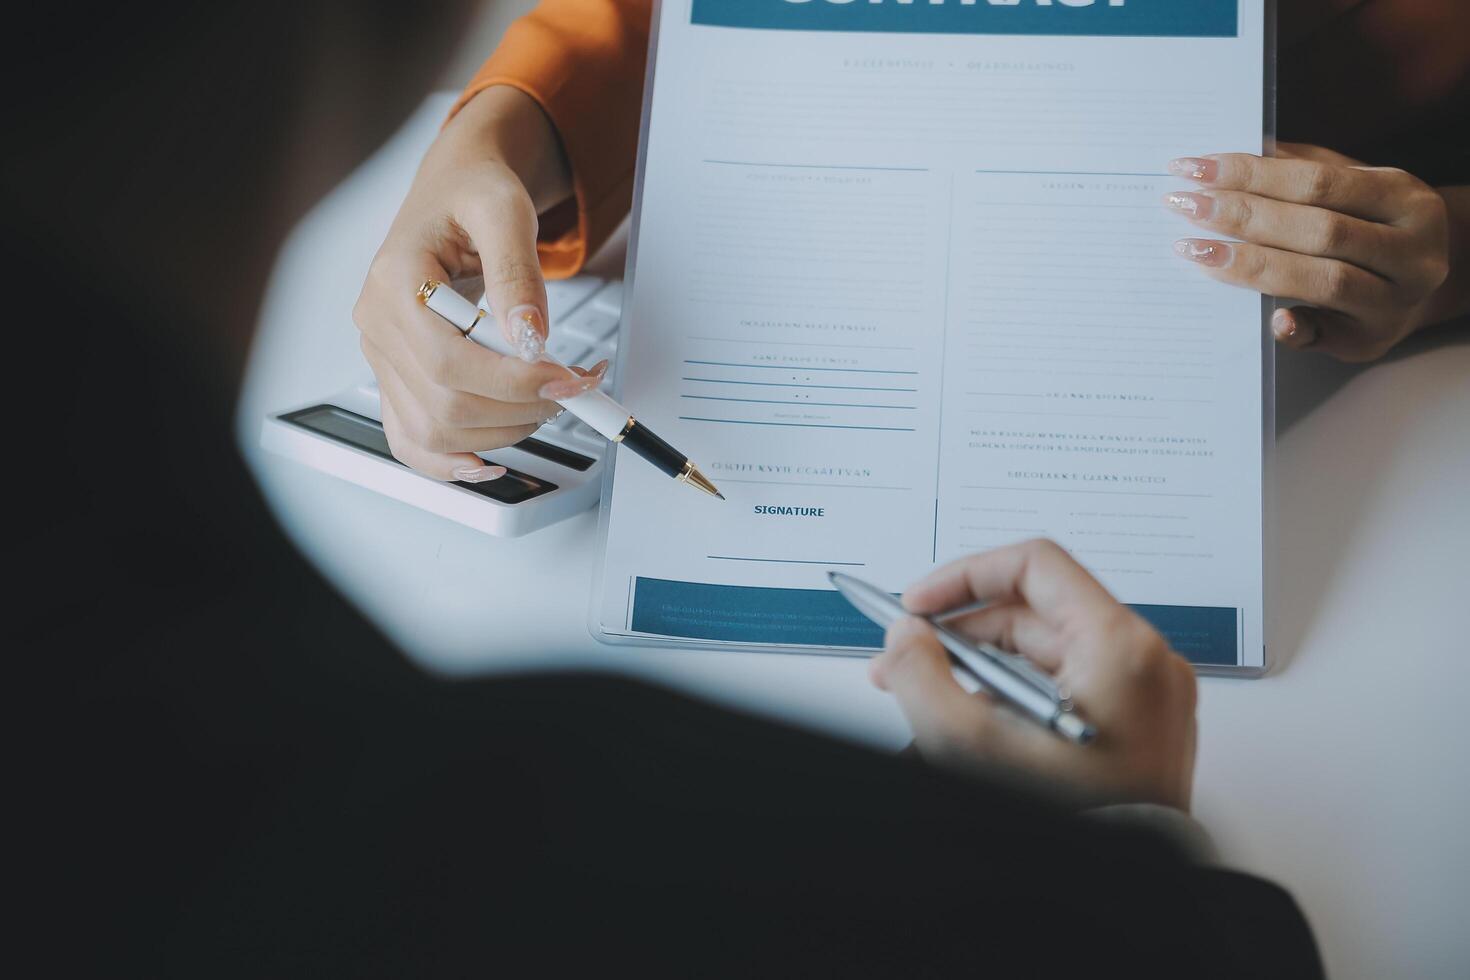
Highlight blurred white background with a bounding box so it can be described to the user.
[253,5,1470,977]
[438,1,539,90]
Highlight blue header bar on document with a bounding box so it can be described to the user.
[690,0,1239,39]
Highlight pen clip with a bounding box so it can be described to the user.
[927,602,1068,706]
[987,645,1070,708]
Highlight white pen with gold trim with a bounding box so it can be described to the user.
[416,280,723,500]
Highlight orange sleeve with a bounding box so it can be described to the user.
[450,0,654,279]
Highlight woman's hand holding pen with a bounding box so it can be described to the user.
[1166,143,1466,362]
[353,86,606,482]
[871,540,1198,811]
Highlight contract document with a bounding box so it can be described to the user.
[592,0,1270,672]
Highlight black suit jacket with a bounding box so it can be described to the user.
[20,263,1323,978]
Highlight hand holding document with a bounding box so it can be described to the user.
[594,0,1268,673]
[1163,144,1459,362]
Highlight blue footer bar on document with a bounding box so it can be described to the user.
[690,0,1239,39]
[630,577,1239,666]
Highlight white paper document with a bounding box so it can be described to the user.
[593,0,1268,670]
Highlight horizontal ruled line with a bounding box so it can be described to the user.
[719,478,913,491]
[960,485,1212,499]
[974,169,1169,177]
[687,336,917,352]
[683,395,916,410]
[707,556,866,566]
[685,360,918,375]
[680,417,916,432]
[705,159,928,173]
[683,377,918,392]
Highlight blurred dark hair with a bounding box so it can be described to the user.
[3,1,469,328]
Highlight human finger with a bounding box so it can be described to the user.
[1172,237,1395,313]
[378,387,507,484]
[369,339,540,458]
[1163,190,1401,278]
[1169,153,1414,223]
[902,539,1117,629]
[1271,306,1394,363]
[871,617,1059,770]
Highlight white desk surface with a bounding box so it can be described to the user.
[240,94,1469,980]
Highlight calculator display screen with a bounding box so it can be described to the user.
[280,405,557,505]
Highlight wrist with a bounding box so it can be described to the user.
[442,85,573,214]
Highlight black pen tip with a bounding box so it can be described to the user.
[715,491,726,500]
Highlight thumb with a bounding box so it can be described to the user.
[461,188,549,362]
[1271,305,1381,360]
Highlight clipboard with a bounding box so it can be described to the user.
[589,0,1278,676]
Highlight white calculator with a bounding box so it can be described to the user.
[259,274,622,538]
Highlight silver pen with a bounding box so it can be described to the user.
[828,572,1097,745]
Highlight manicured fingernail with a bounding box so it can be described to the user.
[1271,308,1297,341]
[505,305,546,363]
[1168,157,1218,182]
[539,374,604,401]
[1272,308,1317,347]
[1164,191,1214,220]
[1173,238,1233,268]
[452,464,507,483]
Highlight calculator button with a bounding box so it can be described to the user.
[544,275,603,321]
[568,423,606,450]
[560,305,621,346]
[590,281,623,314]
[545,333,591,367]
